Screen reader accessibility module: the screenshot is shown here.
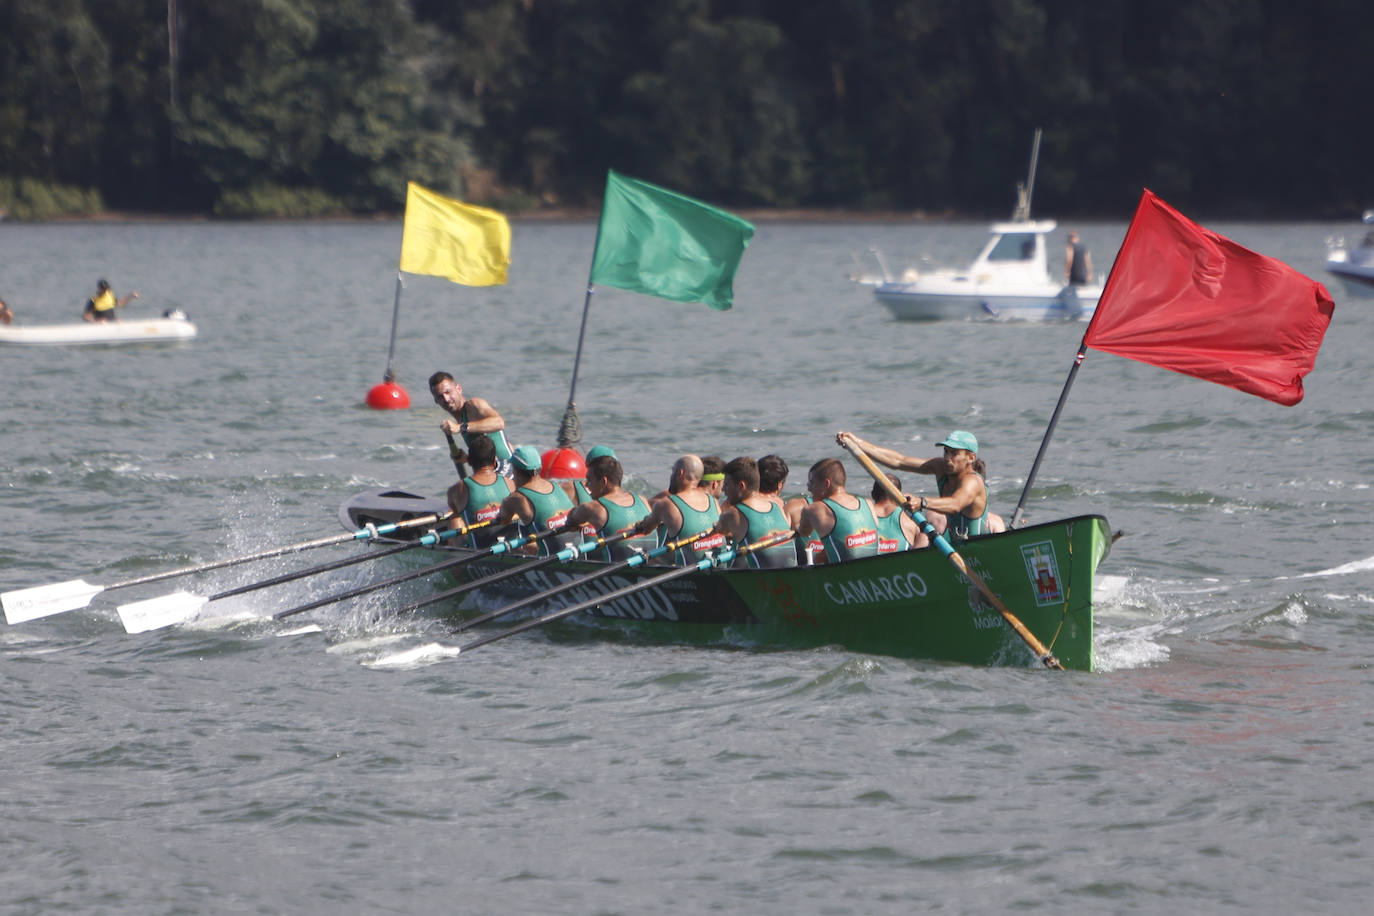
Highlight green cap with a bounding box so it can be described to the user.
[586,444,616,461]
[936,430,978,454]
[511,445,542,472]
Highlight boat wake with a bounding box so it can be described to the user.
[1293,552,1374,579]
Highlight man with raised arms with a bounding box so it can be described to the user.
[446,434,514,549]
[428,371,513,475]
[563,454,659,562]
[495,445,575,556]
[713,457,797,568]
[632,454,722,566]
[837,429,1002,546]
[795,457,880,563]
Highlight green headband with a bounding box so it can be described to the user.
[701,472,725,482]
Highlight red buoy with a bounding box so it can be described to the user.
[541,447,585,480]
[365,381,411,409]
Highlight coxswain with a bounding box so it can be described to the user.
[428,371,514,475]
[838,429,1001,545]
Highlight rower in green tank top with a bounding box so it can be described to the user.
[563,454,658,562]
[797,457,880,563]
[715,457,797,569]
[496,446,576,556]
[428,371,513,473]
[633,455,723,566]
[870,473,923,551]
[446,434,513,549]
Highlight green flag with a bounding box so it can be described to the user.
[589,171,755,311]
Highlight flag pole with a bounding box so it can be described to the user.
[1009,339,1088,528]
[365,271,411,409]
[554,210,608,452]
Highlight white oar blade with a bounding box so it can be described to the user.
[3,580,103,624]
[117,592,208,634]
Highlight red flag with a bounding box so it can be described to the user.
[1084,190,1334,406]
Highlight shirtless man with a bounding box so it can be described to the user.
[838,429,997,545]
[633,454,722,566]
[795,457,880,563]
[428,371,513,474]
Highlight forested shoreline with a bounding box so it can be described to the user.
[2,0,1370,222]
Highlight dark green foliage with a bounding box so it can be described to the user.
[0,0,1371,218]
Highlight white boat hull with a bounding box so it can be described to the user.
[1326,251,1374,298]
[875,279,1101,321]
[0,317,197,346]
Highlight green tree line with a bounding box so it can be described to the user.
[2,0,1370,220]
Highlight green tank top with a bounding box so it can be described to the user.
[873,506,909,553]
[573,479,593,504]
[736,501,797,568]
[936,473,989,546]
[662,493,723,565]
[517,482,575,556]
[596,493,656,561]
[460,474,513,548]
[819,496,879,562]
[458,403,513,463]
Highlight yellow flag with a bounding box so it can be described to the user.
[399,182,510,286]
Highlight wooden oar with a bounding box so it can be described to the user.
[383,528,640,619]
[268,525,578,622]
[455,532,794,654]
[444,429,466,475]
[448,530,713,635]
[2,510,453,625]
[114,519,496,633]
[840,436,1063,670]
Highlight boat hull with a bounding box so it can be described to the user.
[1325,254,1374,298]
[0,317,197,346]
[340,490,1108,670]
[874,281,1101,321]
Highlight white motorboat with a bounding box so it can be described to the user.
[858,131,1103,321]
[1325,210,1374,298]
[0,311,197,346]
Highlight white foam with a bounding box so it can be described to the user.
[1094,622,1171,672]
[1296,553,1374,579]
[365,642,462,669]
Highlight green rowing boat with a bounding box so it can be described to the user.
[343,489,1111,670]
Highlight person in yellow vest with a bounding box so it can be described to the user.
[82,279,139,323]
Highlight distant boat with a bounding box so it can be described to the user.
[855,130,1104,321]
[1325,210,1374,298]
[0,310,197,346]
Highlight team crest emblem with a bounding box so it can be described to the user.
[1020,541,1063,606]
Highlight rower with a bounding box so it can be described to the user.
[429,371,514,476]
[700,455,726,508]
[562,454,658,561]
[871,473,925,551]
[446,434,514,549]
[795,457,880,563]
[713,457,797,568]
[559,443,616,504]
[633,455,722,566]
[496,445,575,556]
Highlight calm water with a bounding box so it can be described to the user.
[1,217,1371,914]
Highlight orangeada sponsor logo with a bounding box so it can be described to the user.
[844,529,878,549]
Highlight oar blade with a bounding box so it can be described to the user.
[117,592,209,634]
[2,580,103,624]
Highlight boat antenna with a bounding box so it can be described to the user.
[1012,127,1043,222]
